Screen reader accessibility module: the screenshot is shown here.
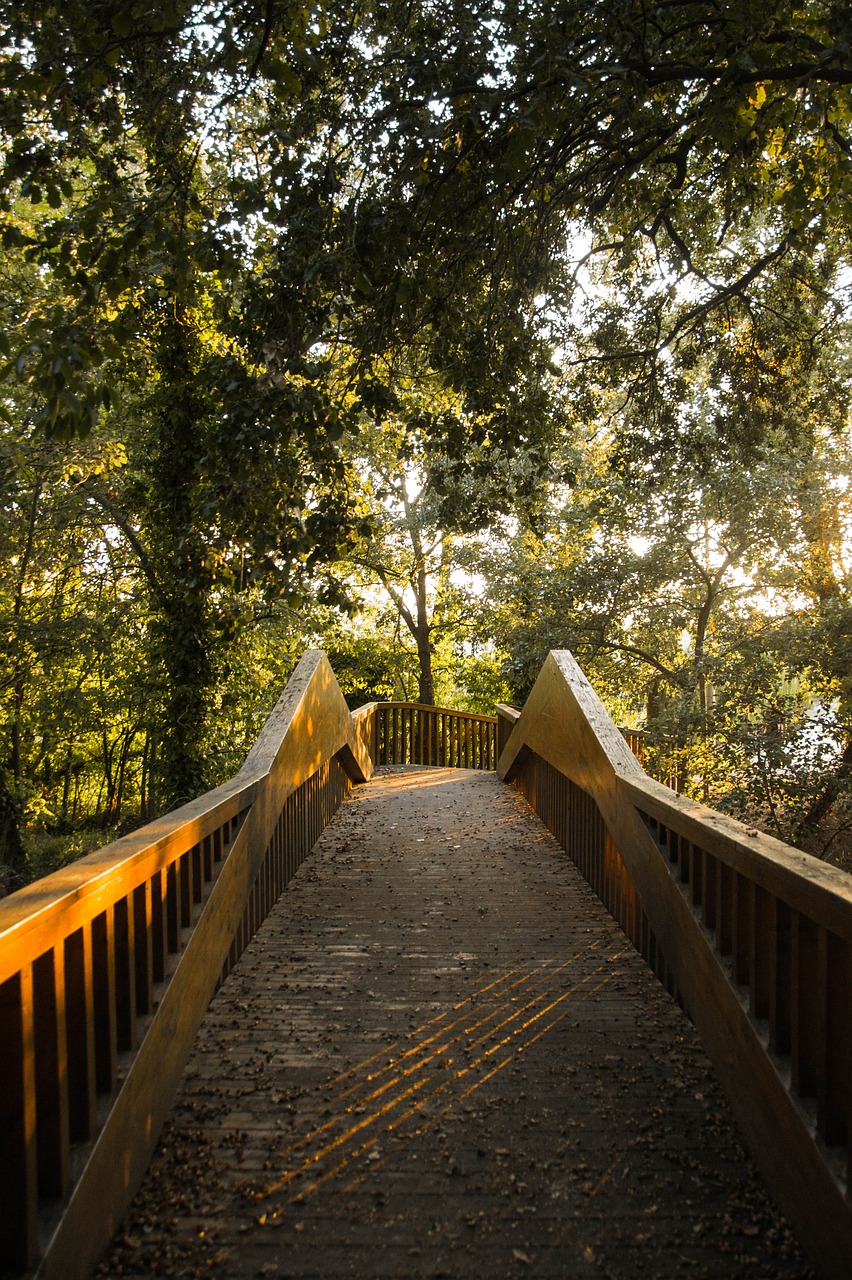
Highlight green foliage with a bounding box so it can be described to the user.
[1,0,851,879]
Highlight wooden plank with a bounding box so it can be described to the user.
[817,930,851,1146]
[0,967,38,1269]
[731,872,751,985]
[769,898,792,1056]
[113,896,136,1053]
[150,869,168,984]
[791,911,819,1098]
[179,850,193,929]
[91,911,117,1094]
[703,851,717,931]
[133,881,154,1016]
[716,861,733,955]
[750,885,772,1022]
[166,860,181,953]
[65,926,97,1143]
[33,946,71,1199]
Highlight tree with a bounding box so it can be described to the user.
[0,2,377,806]
[344,1,852,420]
[478,369,852,845]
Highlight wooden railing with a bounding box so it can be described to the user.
[367,701,497,770]
[0,653,373,1280]
[8,646,850,1279]
[498,651,852,1280]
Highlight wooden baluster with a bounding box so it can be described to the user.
[262,838,272,917]
[766,897,792,1055]
[133,881,154,1016]
[192,842,203,905]
[817,929,851,1146]
[273,813,282,899]
[731,872,751,985]
[151,868,168,983]
[594,801,604,903]
[750,884,772,1021]
[91,910,117,1092]
[166,859,181,953]
[0,967,38,1270]
[690,842,702,909]
[791,911,819,1097]
[33,945,71,1199]
[716,862,733,956]
[608,833,620,922]
[113,895,137,1051]
[180,850,193,929]
[202,832,213,882]
[677,833,689,884]
[64,927,97,1142]
[248,876,257,941]
[702,851,717,931]
[288,791,296,881]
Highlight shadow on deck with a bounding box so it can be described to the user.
[99,768,813,1279]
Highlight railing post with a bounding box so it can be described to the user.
[495,704,519,762]
[0,967,38,1270]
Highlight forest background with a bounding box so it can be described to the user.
[1,0,851,890]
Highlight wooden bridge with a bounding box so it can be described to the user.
[2,651,851,1278]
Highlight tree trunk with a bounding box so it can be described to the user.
[416,634,435,705]
[0,772,24,871]
[146,310,213,810]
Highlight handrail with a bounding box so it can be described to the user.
[498,650,852,1280]
[0,652,372,1280]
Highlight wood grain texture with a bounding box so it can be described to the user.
[497,649,852,1280]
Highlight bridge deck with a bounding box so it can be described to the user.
[99,768,814,1279]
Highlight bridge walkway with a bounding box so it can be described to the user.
[98,767,814,1280]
